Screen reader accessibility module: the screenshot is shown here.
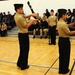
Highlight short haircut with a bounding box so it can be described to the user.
[58,9,67,18]
[51,9,54,12]
[14,4,23,11]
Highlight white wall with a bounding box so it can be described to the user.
[0,0,75,16]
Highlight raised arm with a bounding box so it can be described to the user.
[68,22,75,28]
[24,13,37,18]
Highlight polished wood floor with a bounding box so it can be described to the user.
[0,36,75,75]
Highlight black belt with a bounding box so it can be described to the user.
[18,33,28,34]
[59,37,69,39]
[49,25,56,27]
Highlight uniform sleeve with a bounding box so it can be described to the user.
[56,17,58,23]
[48,17,50,22]
[18,16,27,27]
[62,24,70,35]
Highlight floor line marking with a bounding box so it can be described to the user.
[30,41,47,53]
[44,57,59,75]
[0,70,23,75]
[0,61,75,72]
[33,46,57,65]
[0,60,49,68]
[30,44,44,53]
[0,60,16,64]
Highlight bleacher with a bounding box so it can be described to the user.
[0,12,16,36]
[0,9,75,37]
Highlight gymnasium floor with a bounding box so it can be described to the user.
[0,36,75,75]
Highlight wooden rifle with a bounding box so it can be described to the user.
[27,1,42,29]
[27,1,36,19]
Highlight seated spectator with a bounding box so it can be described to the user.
[41,13,48,38]
[33,13,43,39]
[0,22,1,36]
[71,9,75,23]
[0,21,7,36]
[67,9,72,24]
[33,22,43,39]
